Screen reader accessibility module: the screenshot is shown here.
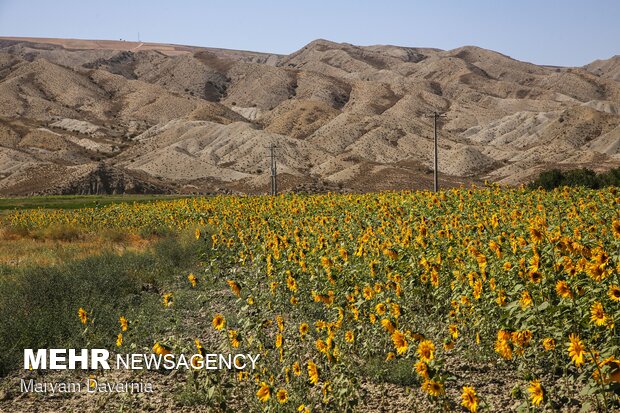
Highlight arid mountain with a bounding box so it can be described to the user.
[0,36,618,195]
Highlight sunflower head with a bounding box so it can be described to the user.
[212,314,226,330]
[461,386,478,412]
[528,380,545,406]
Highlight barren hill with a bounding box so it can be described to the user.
[0,36,618,195]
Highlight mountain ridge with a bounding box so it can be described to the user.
[0,36,618,195]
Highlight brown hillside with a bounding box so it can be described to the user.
[0,36,619,194]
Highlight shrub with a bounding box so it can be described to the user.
[529,167,620,190]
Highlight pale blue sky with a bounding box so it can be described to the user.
[0,0,618,66]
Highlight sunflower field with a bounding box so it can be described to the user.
[5,185,620,412]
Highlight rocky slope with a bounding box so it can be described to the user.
[0,37,618,195]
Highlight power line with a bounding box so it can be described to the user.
[425,112,447,192]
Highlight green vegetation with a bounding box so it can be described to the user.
[529,167,620,190]
[0,230,207,375]
[0,194,192,212]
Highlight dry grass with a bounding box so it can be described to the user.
[0,225,153,267]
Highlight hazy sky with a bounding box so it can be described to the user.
[0,0,618,66]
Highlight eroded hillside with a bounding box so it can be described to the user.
[0,37,618,194]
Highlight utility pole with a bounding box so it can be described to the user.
[426,112,447,192]
[266,143,278,196]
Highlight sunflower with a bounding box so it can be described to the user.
[381,318,395,334]
[363,286,374,300]
[520,290,532,309]
[449,324,458,340]
[608,285,620,302]
[503,261,512,271]
[528,380,544,406]
[227,280,241,297]
[421,379,444,397]
[286,274,297,292]
[119,316,128,332]
[116,333,123,347]
[375,303,387,315]
[542,338,556,351]
[256,382,270,402]
[307,360,319,385]
[391,330,408,355]
[613,220,620,238]
[385,352,395,361]
[276,334,283,348]
[345,330,355,343]
[496,290,506,306]
[414,361,429,379]
[299,323,309,337]
[78,307,87,325]
[228,330,240,348]
[530,227,543,243]
[187,273,197,288]
[461,386,478,412]
[568,334,586,367]
[212,314,226,330]
[528,271,542,284]
[276,388,288,404]
[495,337,513,360]
[152,342,171,356]
[417,339,435,362]
[590,301,607,326]
[390,303,401,319]
[555,280,572,299]
[292,361,301,376]
[195,228,201,240]
[163,293,173,307]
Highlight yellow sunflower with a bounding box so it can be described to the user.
[212,314,226,330]
[375,303,387,315]
[608,285,620,302]
[414,361,429,379]
[119,316,128,332]
[292,361,301,376]
[391,330,408,355]
[568,334,586,367]
[307,360,319,385]
[590,301,607,326]
[276,388,288,404]
[612,219,620,238]
[227,280,241,297]
[461,386,478,412]
[422,379,444,397]
[520,290,532,309]
[417,339,435,362]
[528,380,544,406]
[555,280,572,299]
[78,307,87,325]
[542,338,556,351]
[256,382,270,402]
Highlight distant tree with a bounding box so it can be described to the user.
[529,169,564,190]
[563,169,599,189]
[529,167,620,190]
[600,167,620,187]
